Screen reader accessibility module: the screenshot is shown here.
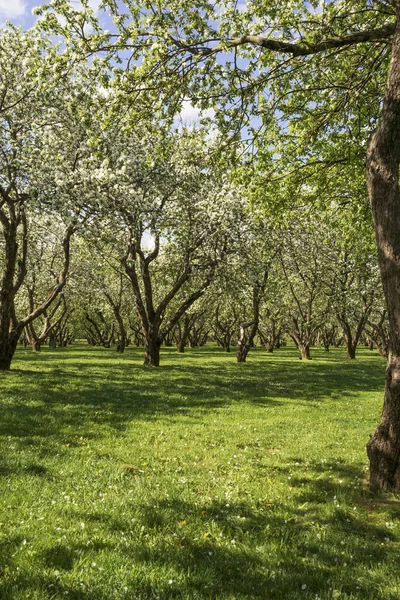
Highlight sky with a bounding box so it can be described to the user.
[0,0,108,30]
[0,0,37,27]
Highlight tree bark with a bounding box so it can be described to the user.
[144,333,161,366]
[176,316,192,353]
[346,345,356,360]
[0,334,18,371]
[299,343,311,361]
[289,332,312,360]
[236,280,265,363]
[366,3,400,492]
[0,209,26,370]
[32,339,41,352]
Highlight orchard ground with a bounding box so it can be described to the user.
[0,343,399,600]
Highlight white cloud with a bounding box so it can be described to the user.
[175,101,218,138]
[80,0,102,34]
[178,100,215,125]
[0,0,27,20]
[88,0,101,11]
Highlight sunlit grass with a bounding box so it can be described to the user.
[0,343,398,599]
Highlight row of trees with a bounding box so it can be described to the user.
[13,196,385,365]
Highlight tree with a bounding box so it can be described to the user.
[233,216,280,363]
[88,124,244,366]
[212,302,238,353]
[327,249,378,360]
[365,5,400,492]
[74,237,131,352]
[278,222,328,360]
[0,26,105,369]
[0,28,72,369]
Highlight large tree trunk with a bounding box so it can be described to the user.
[144,334,161,366]
[289,332,312,360]
[237,319,258,363]
[0,217,22,371]
[0,334,18,371]
[236,322,251,362]
[366,4,400,492]
[346,345,356,360]
[299,343,311,361]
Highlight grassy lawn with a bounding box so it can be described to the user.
[0,343,399,600]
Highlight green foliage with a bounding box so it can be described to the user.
[1,343,399,599]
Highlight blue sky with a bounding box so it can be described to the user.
[0,0,103,28]
[0,0,35,27]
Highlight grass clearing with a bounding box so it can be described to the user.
[0,343,399,599]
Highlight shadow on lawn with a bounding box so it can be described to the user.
[0,345,385,462]
[1,465,398,599]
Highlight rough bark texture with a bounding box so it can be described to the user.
[289,332,312,361]
[0,212,26,370]
[366,3,400,492]
[299,344,311,361]
[0,336,18,371]
[236,321,255,363]
[346,345,356,360]
[144,333,161,367]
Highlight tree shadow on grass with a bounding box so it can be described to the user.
[1,454,398,599]
[2,490,396,600]
[0,345,385,471]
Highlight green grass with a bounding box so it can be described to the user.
[0,343,398,600]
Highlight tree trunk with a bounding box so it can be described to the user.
[114,307,126,353]
[346,341,356,360]
[0,220,20,371]
[366,4,400,492]
[289,333,312,360]
[0,334,18,371]
[236,331,249,362]
[32,339,41,352]
[144,335,161,366]
[176,317,190,353]
[299,344,311,361]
